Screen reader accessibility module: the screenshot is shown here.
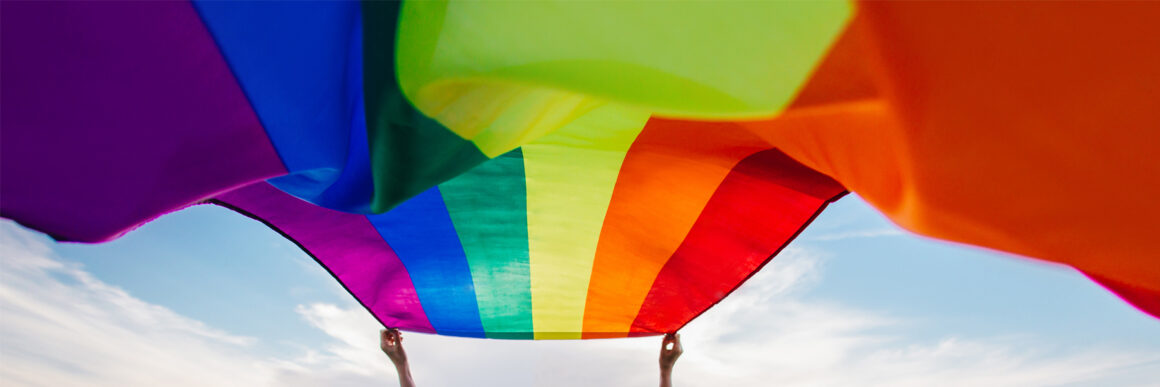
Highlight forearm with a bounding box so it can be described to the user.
[659,366,673,387]
[394,361,415,387]
[658,332,682,387]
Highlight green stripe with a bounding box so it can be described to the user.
[362,1,488,213]
[392,0,852,118]
[440,149,534,339]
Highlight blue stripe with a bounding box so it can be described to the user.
[193,2,374,213]
[306,15,374,213]
[367,188,486,337]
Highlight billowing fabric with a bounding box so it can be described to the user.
[747,2,1160,319]
[2,0,1157,340]
[0,1,289,243]
[217,123,845,338]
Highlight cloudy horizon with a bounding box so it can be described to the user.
[2,197,1158,386]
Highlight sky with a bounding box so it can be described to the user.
[1,195,1158,387]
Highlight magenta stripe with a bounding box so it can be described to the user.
[215,183,434,333]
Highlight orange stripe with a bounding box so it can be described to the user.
[748,2,1160,317]
[580,17,884,338]
[785,12,877,109]
[580,118,772,338]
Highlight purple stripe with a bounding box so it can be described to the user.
[215,183,435,333]
[0,1,286,242]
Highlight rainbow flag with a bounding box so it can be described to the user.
[4,0,1158,336]
[215,124,845,338]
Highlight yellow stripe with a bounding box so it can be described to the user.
[523,103,649,339]
[411,80,603,158]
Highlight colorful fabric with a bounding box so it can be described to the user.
[751,2,1160,319]
[215,133,844,338]
[2,0,1157,339]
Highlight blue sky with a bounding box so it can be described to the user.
[2,195,1158,386]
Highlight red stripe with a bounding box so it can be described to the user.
[630,149,845,333]
[582,119,773,339]
[1084,272,1160,320]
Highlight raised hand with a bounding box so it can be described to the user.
[659,332,683,387]
[660,332,683,370]
[380,328,415,387]
[380,328,408,365]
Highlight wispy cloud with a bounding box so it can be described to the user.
[289,248,1160,387]
[673,249,1160,387]
[2,222,1157,387]
[0,222,270,386]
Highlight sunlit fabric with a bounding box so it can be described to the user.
[2,0,1156,339]
[216,118,846,338]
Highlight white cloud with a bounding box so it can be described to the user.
[2,221,1157,387]
[282,247,1160,387]
[0,222,270,387]
[670,249,1160,387]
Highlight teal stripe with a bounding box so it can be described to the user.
[440,149,533,339]
[362,1,488,213]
